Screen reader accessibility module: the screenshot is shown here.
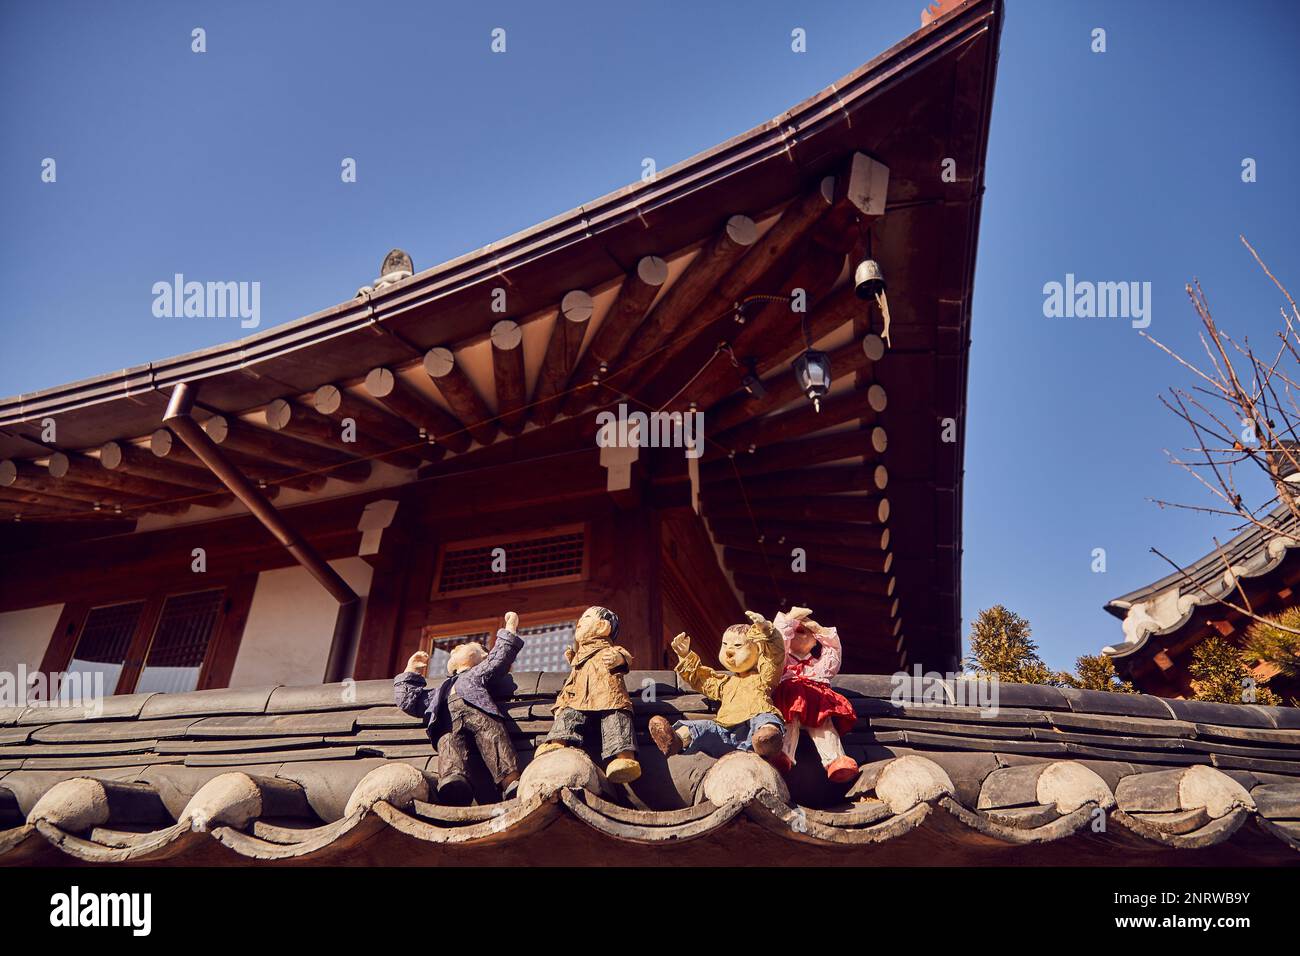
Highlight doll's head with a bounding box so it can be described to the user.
[774,606,841,660]
[447,642,487,675]
[574,605,620,649]
[788,621,818,657]
[719,623,762,674]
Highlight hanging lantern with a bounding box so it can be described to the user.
[793,348,832,412]
[854,259,892,347]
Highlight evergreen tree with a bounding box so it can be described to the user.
[1243,607,1300,679]
[965,606,1059,685]
[1188,635,1280,705]
[1061,654,1135,693]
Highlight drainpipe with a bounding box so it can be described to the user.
[162,382,361,683]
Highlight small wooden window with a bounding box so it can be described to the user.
[433,524,588,597]
[63,600,146,698]
[39,577,255,698]
[135,589,226,694]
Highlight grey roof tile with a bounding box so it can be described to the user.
[1251,783,1300,819]
[1163,698,1277,728]
[139,686,276,719]
[29,717,196,744]
[17,693,157,725]
[266,680,393,712]
[1058,687,1174,719]
[183,745,356,767]
[186,711,361,738]
[1046,711,1196,738]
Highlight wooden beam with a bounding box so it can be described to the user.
[673,283,872,416]
[627,183,837,393]
[560,256,668,416]
[706,336,884,435]
[719,533,893,574]
[0,486,97,515]
[151,427,323,493]
[0,458,189,515]
[709,382,887,458]
[723,547,895,596]
[417,398,618,481]
[48,450,233,507]
[364,367,471,454]
[606,216,756,389]
[531,290,594,426]
[489,320,528,436]
[100,440,230,493]
[706,517,890,553]
[423,347,497,445]
[312,384,443,462]
[703,494,888,524]
[203,414,373,484]
[707,464,887,501]
[731,573,897,619]
[649,155,888,413]
[265,398,422,470]
[701,428,886,484]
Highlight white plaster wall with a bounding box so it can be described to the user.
[0,603,64,677]
[228,558,373,688]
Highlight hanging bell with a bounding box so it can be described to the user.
[854,259,886,299]
[793,348,832,412]
[854,259,892,347]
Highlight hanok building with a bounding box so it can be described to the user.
[1105,504,1300,702]
[2,0,1299,866]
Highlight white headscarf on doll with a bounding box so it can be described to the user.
[772,606,843,684]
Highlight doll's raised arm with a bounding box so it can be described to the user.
[807,626,843,682]
[676,651,726,700]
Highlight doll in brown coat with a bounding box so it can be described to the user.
[534,606,642,784]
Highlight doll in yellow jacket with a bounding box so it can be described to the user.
[649,610,791,771]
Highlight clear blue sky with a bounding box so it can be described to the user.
[2,1,1298,670]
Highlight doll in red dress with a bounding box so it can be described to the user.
[773,606,859,783]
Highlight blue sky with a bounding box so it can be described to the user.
[2,1,1298,670]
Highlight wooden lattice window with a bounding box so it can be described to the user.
[63,600,146,698]
[39,578,255,698]
[433,525,588,597]
[135,589,226,694]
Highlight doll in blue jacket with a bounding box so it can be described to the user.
[394,611,524,804]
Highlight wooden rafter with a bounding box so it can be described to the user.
[602,217,756,397]
[265,398,421,470]
[706,335,884,435]
[48,450,231,507]
[703,494,888,524]
[531,290,594,427]
[364,367,471,454]
[203,415,372,484]
[423,347,497,446]
[151,427,323,493]
[700,428,887,483]
[708,382,887,459]
[489,320,528,436]
[312,384,443,462]
[100,440,227,493]
[560,257,668,416]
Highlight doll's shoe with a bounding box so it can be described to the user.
[605,757,642,784]
[501,778,520,800]
[437,774,473,807]
[649,716,683,756]
[533,740,567,757]
[750,724,783,757]
[764,752,794,774]
[826,755,859,784]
